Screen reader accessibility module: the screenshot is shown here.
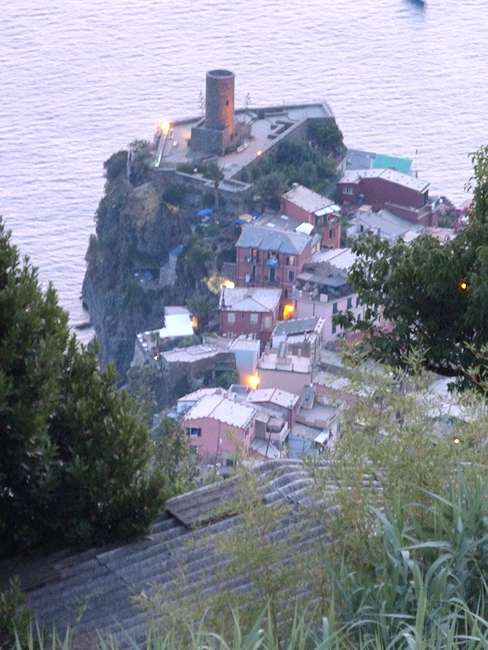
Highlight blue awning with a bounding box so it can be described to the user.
[196,208,214,217]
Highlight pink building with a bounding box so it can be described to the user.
[182,393,256,465]
[281,184,341,248]
[257,347,313,395]
[247,387,300,428]
[338,169,434,225]
[219,286,282,344]
[235,223,320,303]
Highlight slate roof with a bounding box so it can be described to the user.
[281,184,333,214]
[247,387,300,410]
[236,224,312,255]
[0,460,381,649]
[182,393,256,429]
[340,168,429,193]
[273,317,319,337]
[220,287,282,313]
[350,209,423,241]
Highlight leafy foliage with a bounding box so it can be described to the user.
[153,418,198,499]
[345,145,488,387]
[0,578,32,648]
[0,220,164,554]
[128,140,153,186]
[249,121,344,209]
[103,150,128,182]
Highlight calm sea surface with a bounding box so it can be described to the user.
[1,0,488,333]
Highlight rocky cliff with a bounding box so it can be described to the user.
[82,159,195,381]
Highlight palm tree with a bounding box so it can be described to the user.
[205,161,225,213]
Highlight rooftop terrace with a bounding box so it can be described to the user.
[156,102,333,181]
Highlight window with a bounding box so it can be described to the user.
[344,186,354,195]
[288,270,295,282]
[332,302,338,314]
[250,313,258,324]
[347,297,353,310]
[286,255,295,266]
[264,316,272,329]
[356,296,361,308]
[328,228,334,239]
[332,322,337,335]
[227,312,236,324]
[251,248,260,261]
[186,427,202,437]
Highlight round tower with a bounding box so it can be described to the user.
[205,69,235,136]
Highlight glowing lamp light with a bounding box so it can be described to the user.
[247,374,260,390]
[283,303,295,320]
[458,280,468,291]
[191,316,198,329]
[256,149,263,157]
[159,120,171,135]
[221,279,235,289]
[453,437,461,445]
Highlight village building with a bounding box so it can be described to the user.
[160,339,236,393]
[235,220,320,303]
[280,183,341,248]
[178,386,295,464]
[338,168,435,226]
[246,387,300,428]
[271,317,326,363]
[229,335,261,383]
[131,306,197,367]
[181,392,256,465]
[219,286,282,344]
[288,386,342,457]
[346,206,425,243]
[292,261,362,341]
[257,344,313,395]
[344,148,413,175]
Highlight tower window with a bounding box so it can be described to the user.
[226,99,230,106]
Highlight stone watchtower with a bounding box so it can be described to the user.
[191,69,236,156]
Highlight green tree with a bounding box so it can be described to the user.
[128,139,153,186]
[187,292,217,330]
[255,172,287,210]
[344,145,488,385]
[0,578,32,648]
[182,237,212,288]
[103,150,128,182]
[154,418,198,498]
[0,220,164,554]
[307,118,346,157]
[203,161,225,212]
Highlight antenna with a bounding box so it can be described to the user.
[245,92,251,109]
[413,148,420,178]
[198,89,204,116]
